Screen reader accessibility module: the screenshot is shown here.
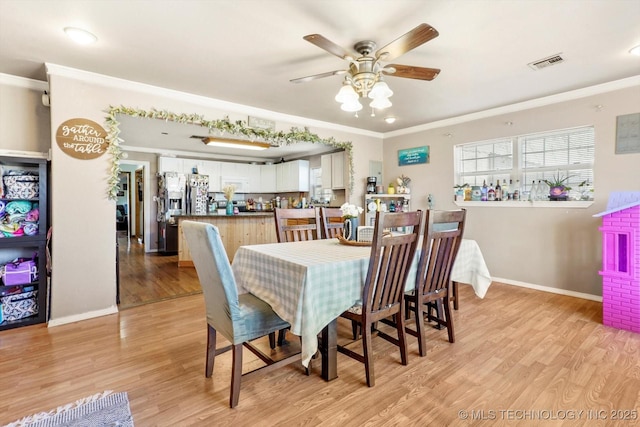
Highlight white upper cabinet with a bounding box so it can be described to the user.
[276,160,309,192]
[198,160,221,192]
[158,157,185,174]
[220,162,249,177]
[260,164,277,193]
[247,164,261,193]
[320,151,347,190]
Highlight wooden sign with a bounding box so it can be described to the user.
[55,118,108,160]
[398,146,429,166]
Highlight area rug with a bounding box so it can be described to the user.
[4,390,134,427]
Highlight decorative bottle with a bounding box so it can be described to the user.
[481,180,488,201]
[529,180,538,201]
[487,183,496,201]
[495,181,502,201]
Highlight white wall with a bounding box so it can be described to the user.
[384,84,640,296]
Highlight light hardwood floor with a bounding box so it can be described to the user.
[2,282,639,426]
[117,231,202,308]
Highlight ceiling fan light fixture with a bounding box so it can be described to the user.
[340,98,363,112]
[384,116,396,124]
[64,27,97,45]
[369,97,392,109]
[368,80,393,100]
[202,137,271,151]
[335,83,358,103]
[630,44,640,56]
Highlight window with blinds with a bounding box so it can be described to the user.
[454,126,594,199]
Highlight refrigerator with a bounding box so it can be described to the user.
[186,174,209,215]
[157,172,186,254]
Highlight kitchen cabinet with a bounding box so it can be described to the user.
[247,164,261,193]
[260,164,277,193]
[198,160,221,192]
[220,162,249,178]
[158,156,185,174]
[276,160,309,192]
[321,151,347,189]
[0,157,48,331]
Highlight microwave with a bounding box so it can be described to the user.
[220,177,250,193]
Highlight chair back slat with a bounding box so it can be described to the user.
[319,207,344,239]
[274,208,322,242]
[363,211,422,320]
[416,209,466,299]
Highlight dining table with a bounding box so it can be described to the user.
[231,237,492,381]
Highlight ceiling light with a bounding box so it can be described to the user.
[64,27,97,45]
[335,69,392,113]
[340,98,363,112]
[369,97,392,109]
[630,44,640,56]
[202,137,271,151]
[384,116,396,124]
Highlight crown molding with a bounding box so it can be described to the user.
[0,73,48,91]
[44,63,382,139]
[385,75,640,138]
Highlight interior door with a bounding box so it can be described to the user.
[135,168,144,243]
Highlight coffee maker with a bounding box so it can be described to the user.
[367,176,377,194]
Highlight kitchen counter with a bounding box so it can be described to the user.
[175,213,277,266]
[174,212,274,218]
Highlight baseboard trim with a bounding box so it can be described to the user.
[48,306,119,327]
[492,277,602,302]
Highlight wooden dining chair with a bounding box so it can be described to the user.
[403,209,466,357]
[338,210,422,387]
[274,208,322,242]
[182,221,301,408]
[319,207,344,239]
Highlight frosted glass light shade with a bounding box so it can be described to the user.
[340,98,363,112]
[335,84,358,103]
[369,97,392,109]
[368,81,393,100]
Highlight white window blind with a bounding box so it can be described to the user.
[454,126,594,199]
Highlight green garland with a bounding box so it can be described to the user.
[104,105,354,200]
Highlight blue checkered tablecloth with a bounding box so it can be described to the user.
[232,239,491,367]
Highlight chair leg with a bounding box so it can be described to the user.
[269,332,276,349]
[443,297,455,343]
[277,328,288,346]
[452,281,459,310]
[206,324,216,378]
[395,313,409,366]
[351,320,359,340]
[362,321,375,387]
[414,298,427,357]
[230,343,243,408]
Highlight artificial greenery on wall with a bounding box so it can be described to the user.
[104,105,354,200]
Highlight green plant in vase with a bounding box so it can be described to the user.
[543,172,572,200]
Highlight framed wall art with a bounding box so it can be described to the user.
[398,146,429,166]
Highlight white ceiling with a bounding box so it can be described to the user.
[1,0,639,158]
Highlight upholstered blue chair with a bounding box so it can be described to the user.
[181,221,299,408]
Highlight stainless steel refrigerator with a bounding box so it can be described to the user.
[186,174,209,215]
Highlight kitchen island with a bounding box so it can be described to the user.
[174,212,277,266]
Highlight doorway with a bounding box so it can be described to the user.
[116,159,202,309]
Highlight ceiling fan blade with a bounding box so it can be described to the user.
[303,34,355,60]
[375,23,439,61]
[382,64,440,81]
[290,69,347,84]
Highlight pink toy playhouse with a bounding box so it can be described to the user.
[594,192,640,332]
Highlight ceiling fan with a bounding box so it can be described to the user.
[290,23,440,111]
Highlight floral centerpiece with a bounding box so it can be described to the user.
[340,203,363,241]
[222,184,236,215]
[397,175,411,194]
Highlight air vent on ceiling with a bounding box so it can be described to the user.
[528,53,565,70]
